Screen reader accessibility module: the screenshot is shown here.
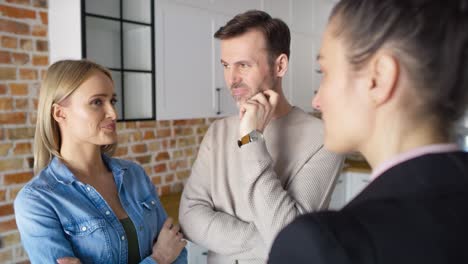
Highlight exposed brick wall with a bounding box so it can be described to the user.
[0,1,213,263]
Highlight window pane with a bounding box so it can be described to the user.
[86,17,121,69]
[123,0,151,23]
[123,23,152,71]
[124,72,153,119]
[110,71,123,119]
[85,0,120,18]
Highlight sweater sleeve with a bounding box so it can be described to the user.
[240,139,343,249]
[179,125,262,256]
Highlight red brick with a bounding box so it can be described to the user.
[0,158,24,171]
[13,142,31,154]
[126,122,136,129]
[10,83,28,95]
[19,38,32,50]
[8,186,22,200]
[0,67,16,80]
[6,0,30,5]
[14,98,28,109]
[155,151,170,161]
[7,127,35,139]
[1,35,17,48]
[0,84,6,94]
[169,160,188,170]
[39,11,47,24]
[19,68,37,80]
[131,131,142,141]
[0,98,13,110]
[173,120,187,126]
[0,143,12,156]
[114,146,128,157]
[31,24,46,37]
[187,118,205,125]
[148,141,160,151]
[0,204,14,217]
[0,18,29,35]
[154,163,167,173]
[0,248,13,263]
[131,144,147,154]
[175,127,193,136]
[143,130,155,140]
[36,39,47,51]
[0,50,11,63]
[151,176,161,185]
[176,170,191,180]
[40,68,46,79]
[0,112,26,124]
[0,219,17,232]
[0,5,36,19]
[32,55,47,65]
[0,189,6,202]
[4,171,33,184]
[33,0,47,8]
[0,128,4,140]
[158,120,170,127]
[138,121,156,128]
[156,128,171,138]
[135,155,151,164]
[165,174,174,183]
[11,52,29,65]
[196,125,209,135]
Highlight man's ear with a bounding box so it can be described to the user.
[369,52,399,106]
[274,54,289,78]
[52,103,66,124]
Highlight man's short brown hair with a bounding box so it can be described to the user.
[214,10,291,65]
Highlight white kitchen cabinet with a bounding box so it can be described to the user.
[329,171,372,210]
[264,0,336,112]
[155,0,240,120]
[187,241,208,264]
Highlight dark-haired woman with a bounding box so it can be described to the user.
[237,0,468,263]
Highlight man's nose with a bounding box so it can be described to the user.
[312,89,321,111]
[229,67,242,87]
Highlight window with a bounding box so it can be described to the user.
[82,0,155,121]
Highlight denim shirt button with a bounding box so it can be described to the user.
[121,236,125,240]
[151,201,155,205]
[105,210,110,215]
[81,226,87,231]
[86,187,91,191]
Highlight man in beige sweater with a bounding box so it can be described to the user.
[179,10,343,264]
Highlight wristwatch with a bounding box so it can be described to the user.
[237,130,263,148]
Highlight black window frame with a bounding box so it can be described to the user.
[81,0,156,121]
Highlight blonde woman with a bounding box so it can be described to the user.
[14,60,187,264]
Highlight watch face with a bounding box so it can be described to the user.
[249,130,258,141]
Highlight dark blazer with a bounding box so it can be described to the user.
[269,152,468,264]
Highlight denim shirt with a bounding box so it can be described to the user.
[14,155,187,264]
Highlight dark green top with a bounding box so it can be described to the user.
[120,217,141,264]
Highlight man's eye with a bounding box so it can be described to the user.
[240,63,249,68]
[315,69,323,74]
[222,63,230,69]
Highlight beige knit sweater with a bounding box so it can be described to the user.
[179,107,344,264]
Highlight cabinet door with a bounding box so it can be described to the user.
[49,0,82,63]
[156,1,218,120]
[213,15,239,117]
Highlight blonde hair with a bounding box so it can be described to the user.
[34,59,117,174]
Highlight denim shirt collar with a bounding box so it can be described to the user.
[49,155,128,185]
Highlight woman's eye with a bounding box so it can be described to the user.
[91,99,103,106]
[111,98,118,105]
